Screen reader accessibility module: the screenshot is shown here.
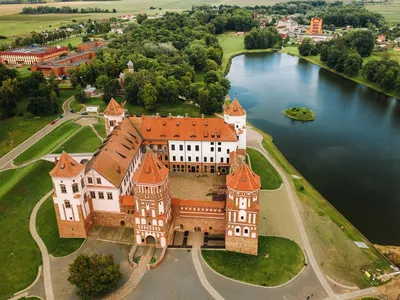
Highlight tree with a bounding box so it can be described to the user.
[0,78,19,118]
[140,83,158,110]
[185,40,208,71]
[82,35,90,43]
[23,71,46,97]
[137,13,148,24]
[74,84,87,104]
[68,254,122,299]
[345,30,375,57]
[343,51,362,77]
[298,38,314,56]
[95,74,110,91]
[48,71,60,97]
[204,59,218,72]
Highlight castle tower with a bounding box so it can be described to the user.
[103,98,125,136]
[127,60,134,73]
[225,163,261,255]
[132,150,172,248]
[49,152,93,238]
[224,98,247,150]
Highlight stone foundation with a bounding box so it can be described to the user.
[225,236,258,255]
[55,204,94,238]
[94,211,136,228]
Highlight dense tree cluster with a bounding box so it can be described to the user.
[362,58,400,93]
[68,254,122,300]
[244,27,282,50]
[21,6,116,14]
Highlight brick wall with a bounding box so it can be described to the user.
[93,211,136,227]
[55,203,94,238]
[225,236,258,255]
[172,216,226,233]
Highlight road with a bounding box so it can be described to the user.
[0,96,76,171]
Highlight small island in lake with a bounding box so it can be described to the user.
[283,107,315,121]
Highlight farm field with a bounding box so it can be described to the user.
[365,0,400,24]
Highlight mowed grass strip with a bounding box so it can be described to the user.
[0,160,54,299]
[36,196,84,257]
[93,117,107,139]
[53,126,101,154]
[13,121,81,165]
[202,236,304,286]
[247,147,282,190]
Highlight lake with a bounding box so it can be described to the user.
[228,52,400,246]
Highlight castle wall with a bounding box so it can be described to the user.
[93,211,136,227]
[225,235,258,255]
[172,216,225,233]
[55,203,94,238]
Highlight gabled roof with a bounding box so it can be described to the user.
[226,164,261,191]
[50,152,84,178]
[85,118,143,187]
[103,98,125,116]
[224,98,246,117]
[133,150,168,185]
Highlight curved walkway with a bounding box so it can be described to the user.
[247,128,335,297]
[29,189,55,300]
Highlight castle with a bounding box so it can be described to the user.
[49,98,261,255]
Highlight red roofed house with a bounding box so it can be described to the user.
[49,98,262,256]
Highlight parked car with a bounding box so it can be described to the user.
[50,120,56,125]
[70,109,75,113]
[81,111,88,115]
[58,115,64,119]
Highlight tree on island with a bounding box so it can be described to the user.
[68,254,122,299]
[74,84,88,104]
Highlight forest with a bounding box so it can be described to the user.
[21,6,117,14]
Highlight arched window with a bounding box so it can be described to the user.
[72,183,79,193]
[60,184,67,194]
[81,178,85,189]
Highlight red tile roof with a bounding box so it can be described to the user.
[121,195,135,206]
[131,115,237,142]
[49,152,84,178]
[132,150,168,184]
[103,98,125,116]
[224,98,246,117]
[226,164,261,191]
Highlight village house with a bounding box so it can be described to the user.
[49,98,261,255]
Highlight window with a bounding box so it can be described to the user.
[72,183,79,193]
[180,156,184,161]
[98,192,104,199]
[241,215,244,220]
[107,192,113,200]
[235,228,240,233]
[220,157,224,163]
[211,142,214,145]
[210,147,214,152]
[218,142,221,145]
[196,157,199,162]
[218,147,221,152]
[226,149,230,154]
[90,191,96,199]
[96,178,101,184]
[195,145,199,151]
[187,145,191,151]
[165,155,168,160]
[204,157,207,162]
[173,156,176,162]
[179,145,183,151]
[244,229,249,234]
[210,157,214,163]
[81,178,85,189]
[110,120,115,127]
[60,184,67,194]
[65,201,71,208]
[188,156,191,162]
[88,177,93,184]
[227,158,230,164]
[171,144,175,151]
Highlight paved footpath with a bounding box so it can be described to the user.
[0,97,75,171]
[29,189,55,300]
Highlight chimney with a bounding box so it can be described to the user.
[201,114,204,120]
[168,113,172,120]
[117,165,121,174]
[54,157,58,165]
[156,113,159,119]
[185,113,188,119]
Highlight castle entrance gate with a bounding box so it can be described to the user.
[146,235,156,246]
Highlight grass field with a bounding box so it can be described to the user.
[250,123,392,286]
[202,236,304,286]
[0,160,54,300]
[283,107,315,121]
[246,147,282,190]
[48,35,85,47]
[93,117,106,138]
[53,125,101,153]
[366,0,400,24]
[36,195,84,257]
[13,120,81,165]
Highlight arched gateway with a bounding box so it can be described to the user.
[146,235,156,246]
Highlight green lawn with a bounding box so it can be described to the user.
[36,196,84,257]
[69,97,84,112]
[53,126,101,153]
[13,120,81,165]
[48,36,85,47]
[0,166,35,197]
[93,117,106,138]
[0,160,54,299]
[16,66,32,79]
[202,236,304,286]
[246,147,282,190]
[283,107,315,121]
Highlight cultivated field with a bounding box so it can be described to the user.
[365,0,400,24]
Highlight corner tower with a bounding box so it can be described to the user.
[224,98,247,150]
[49,152,93,238]
[103,98,125,136]
[132,150,172,248]
[225,163,261,255]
